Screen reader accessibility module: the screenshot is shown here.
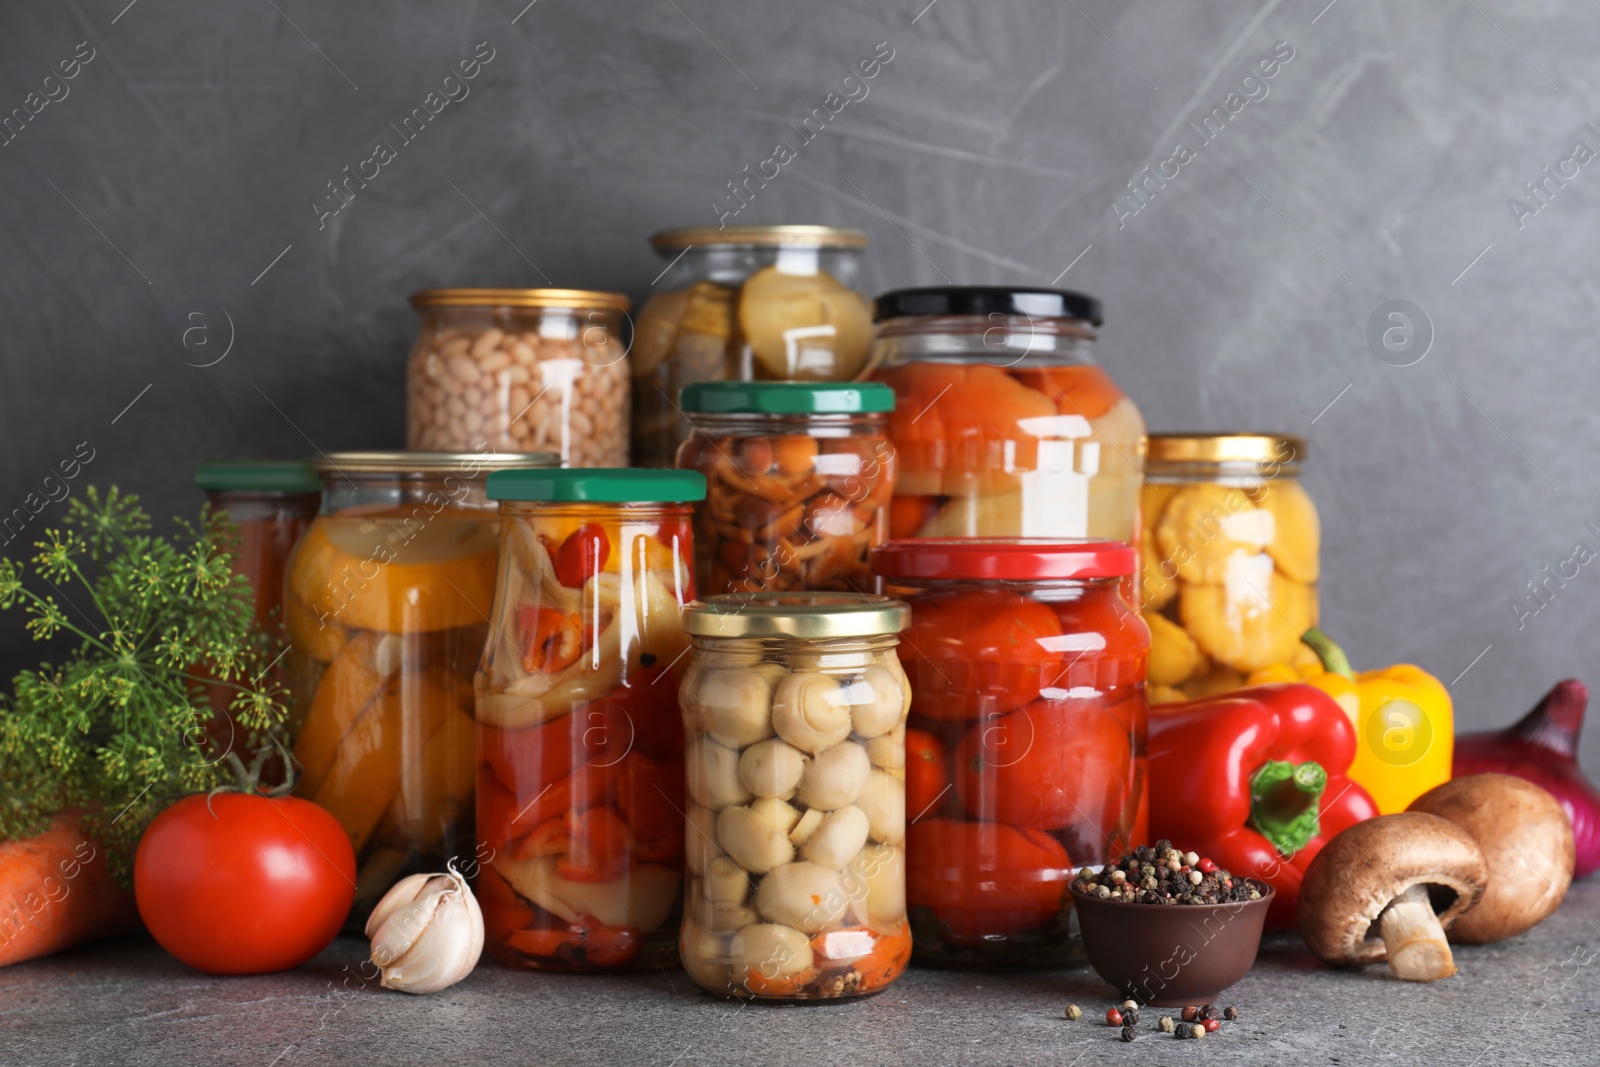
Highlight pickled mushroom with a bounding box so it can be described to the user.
[855,769,906,845]
[705,856,752,904]
[689,667,780,748]
[843,666,906,739]
[795,742,871,811]
[739,738,808,800]
[686,804,721,876]
[846,844,906,926]
[687,736,753,810]
[800,806,870,868]
[771,672,853,754]
[756,862,849,933]
[717,805,796,874]
[729,922,813,980]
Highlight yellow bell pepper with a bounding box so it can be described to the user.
[1246,628,1452,814]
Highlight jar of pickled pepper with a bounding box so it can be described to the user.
[869,287,1144,543]
[631,225,876,468]
[871,539,1148,969]
[678,592,912,1000]
[474,468,705,971]
[1140,434,1320,702]
[194,459,321,758]
[676,381,895,597]
[284,450,557,930]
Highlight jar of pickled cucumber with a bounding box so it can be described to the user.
[678,592,912,1000]
[631,226,876,468]
[1139,434,1320,702]
[675,381,896,596]
[869,287,1145,542]
[474,468,706,971]
[871,539,1148,969]
[284,450,557,931]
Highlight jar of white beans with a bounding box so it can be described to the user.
[406,288,631,467]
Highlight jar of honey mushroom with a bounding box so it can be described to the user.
[474,468,705,971]
[676,381,895,596]
[284,450,557,931]
[869,287,1144,543]
[1140,433,1320,701]
[194,459,321,759]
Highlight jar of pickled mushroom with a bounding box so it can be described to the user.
[474,468,706,971]
[677,592,912,1000]
[284,450,558,931]
[869,287,1144,543]
[870,539,1148,969]
[194,459,321,758]
[675,381,895,597]
[1140,433,1319,702]
[631,225,875,468]
[406,288,631,467]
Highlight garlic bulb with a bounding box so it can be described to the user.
[365,862,484,994]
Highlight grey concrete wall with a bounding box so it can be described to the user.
[1,0,1596,767]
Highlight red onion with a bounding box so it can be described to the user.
[1454,679,1600,878]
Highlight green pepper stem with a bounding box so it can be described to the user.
[1248,759,1327,856]
[1300,627,1356,680]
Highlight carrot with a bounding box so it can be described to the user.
[853,926,913,992]
[503,922,639,966]
[0,814,139,969]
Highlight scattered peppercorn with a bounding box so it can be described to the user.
[1223,1006,1240,1021]
[1064,1004,1082,1021]
[1121,1024,1136,1043]
[1106,1008,1123,1026]
[1173,1025,1191,1041]
[1181,1006,1199,1022]
[1120,999,1138,1010]
[1123,1007,1140,1026]
[1189,1023,1207,1040]
[1200,1004,1220,1021]
[1204,1018,1221,1034]
[1158,1016,1175,1034]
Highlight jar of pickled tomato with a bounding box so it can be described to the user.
[1140,434,1319,702]
[870,539,1149,969]
[675,381,896,596]
[284,450,557,931]
[475,468,706,971]
[869,288,1144,543]
[194,460,321,758]
[678,592,912,1000]
[632,225,876,468]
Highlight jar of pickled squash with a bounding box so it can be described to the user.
[869,287,1145,542]
[678,592,912,1000]
[676,381,896,596]
[632,226,875,468]
[1140,434,1319,702]
[474,468,705,971]
[194,459,321,758]
[870,539,1148,969]
[284,450,557,931]
[406,288,631,467]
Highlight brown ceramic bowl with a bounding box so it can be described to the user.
[1070,883,1274,1006]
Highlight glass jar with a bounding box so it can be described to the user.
[677,593,912,1000]
[194,459,322,758]
[284,450,557,931]
[406,288,631,467]
[870,539,1148,969]
[632,226,875,468]
[675,381,896,597]
[1140,434,1319,702]
[474,468,705,971]
[869,287,1145,543]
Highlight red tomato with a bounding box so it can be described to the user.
[134,793,355,975]
[554,523,611,588]
[906,818,1071,943]
[900,589,1064,720]
[904,728,951,821]
[955,697,1133,832]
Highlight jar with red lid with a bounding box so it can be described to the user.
[870,538,1149,969]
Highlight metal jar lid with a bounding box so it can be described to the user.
[409,288,630,311]
[312,451,560,476]
[682,592,909,640]
[1146,433,1304,466]
[649,225,868,251]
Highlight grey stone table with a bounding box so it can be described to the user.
[4,881,1597,1067]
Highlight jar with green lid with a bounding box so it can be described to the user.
[678,592,912,1000]
[1138,434,1319,701]
[475,467,706,971]
[631,225,875,468]
[676,381,896,596]
[193,459,321,758]
[283,450,558,931]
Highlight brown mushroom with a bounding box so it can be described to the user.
[1298,812,1488,982]
[1407,773,1575,944]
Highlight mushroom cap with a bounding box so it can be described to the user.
[1408,773,1575,944]
[1298,812,1488,966]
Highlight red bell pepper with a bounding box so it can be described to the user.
[1148,683,1379,930]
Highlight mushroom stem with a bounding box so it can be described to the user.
[1378,884,1456,982]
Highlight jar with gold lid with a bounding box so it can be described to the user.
[1139,433,1320,702]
